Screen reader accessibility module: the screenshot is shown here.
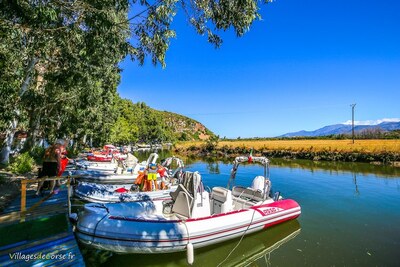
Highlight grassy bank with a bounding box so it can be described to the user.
[174,139,400,165]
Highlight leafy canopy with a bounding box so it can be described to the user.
[130,0,272,67]
[0,0,270,154]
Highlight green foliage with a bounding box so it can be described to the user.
[9,152,35,174]
[0,0,131,154]
[179,132,190,141]
[29,146,45,164]
[385,130,400,139]
[1,0,263,155]
[107,98,215,145]
[203,135,220,152]
[130,0,272,67]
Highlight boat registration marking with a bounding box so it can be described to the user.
[260,207,284,216]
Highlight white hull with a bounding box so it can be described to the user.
[76,197,300,253]
[74,156,301,255]
[70,170,140,183]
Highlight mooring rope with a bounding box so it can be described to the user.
[216,208,257,267]
[92,204,109,244]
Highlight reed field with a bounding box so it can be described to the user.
[176,139,400,154]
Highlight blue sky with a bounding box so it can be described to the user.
[118,0,400,138]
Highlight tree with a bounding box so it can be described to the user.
[0,0,131,163]
[1,0,271,162]
[204,134,220,151]
[130,0,273,67]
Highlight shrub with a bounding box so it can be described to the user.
[29,146,45,164]
[9,152,35,174]
[203,135,219,152]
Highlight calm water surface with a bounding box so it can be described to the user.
[79,155,400,267]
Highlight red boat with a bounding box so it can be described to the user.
[87,145,120,162]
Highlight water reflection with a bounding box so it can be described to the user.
[193,220,301,267]
[206,161,220,174]
[137,151,400,178]
[76,152,400,266]
[81,220,301,267]
[353,173,360,196]
[270,158,400,178]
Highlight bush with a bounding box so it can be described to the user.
[203,135,219,152]
[9,152,35,174]
[29,146,45,164]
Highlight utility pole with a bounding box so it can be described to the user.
[350,103,356,144]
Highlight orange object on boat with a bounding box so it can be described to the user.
[135,172,145,185]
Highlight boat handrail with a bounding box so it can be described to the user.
[228,155,270,200]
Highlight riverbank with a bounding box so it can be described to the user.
[174,139,400,166]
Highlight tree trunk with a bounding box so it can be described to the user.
[82,134,87,147]
[23,112,41,152]
[0,57,37,164]
[0,118,18,164]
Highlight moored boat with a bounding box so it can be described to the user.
[73,182,178,203]
[73,156,185,200]
[86,144,120,162]
[70,153,160,183]
[74,155,301,256]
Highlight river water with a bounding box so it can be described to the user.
[79,154,400,267]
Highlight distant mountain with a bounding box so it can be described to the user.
[279,121,400,137]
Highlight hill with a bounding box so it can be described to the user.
[280,121,400,137]
[155,110,213,141]
[109,99,214,144]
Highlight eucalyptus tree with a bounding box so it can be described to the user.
[1,0,272,163]
[130,0,272,67]
[109,98,140,145]
[0,0,132,163]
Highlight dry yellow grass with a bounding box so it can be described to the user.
[176,139,400,153]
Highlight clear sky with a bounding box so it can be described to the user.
[118,0,400,138]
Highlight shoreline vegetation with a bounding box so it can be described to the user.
[174,139,400,167]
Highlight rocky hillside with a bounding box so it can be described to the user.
[156,110,214,141]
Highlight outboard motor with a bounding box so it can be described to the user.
[273,191,281,201]
[251,176,265,193]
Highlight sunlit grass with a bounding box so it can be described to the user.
[176,139,400,153]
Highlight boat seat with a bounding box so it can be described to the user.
[232,186,264,202]
[170,184,191,202]
[172,191,194,218]
[232,196,255,209]
[211,187,232,214]
[170,171,203,218]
